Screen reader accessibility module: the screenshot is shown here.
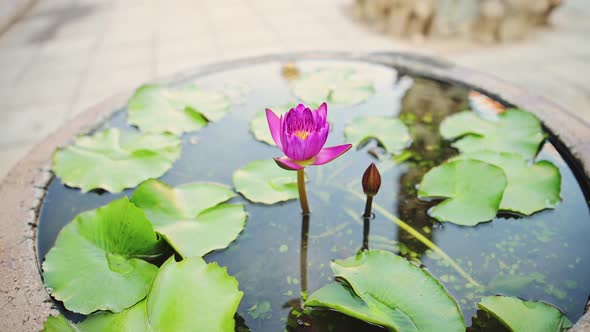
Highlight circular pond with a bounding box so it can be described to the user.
[34,55,590,331]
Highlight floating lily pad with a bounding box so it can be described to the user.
[52,128,181,193]
[440,109,545,159]
[454,151,561,215]
[128,84,231,134]
[292,68,374,106]
[148,257,243,331]
[344,116,411,155]
[233,159,298,204]
[306,250,465,332]
[418,159,507,226]
[42,257,243,332]
[42,315,77,332]
[131,179,246,258]
[478,296,572,332]
[76,300,150,332]
[42,197,161,314]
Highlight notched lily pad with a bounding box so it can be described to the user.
[478,296,572,332]
[42,197,161,314]
[344,116,411,155]
[440,109,545,159]
[52,128,181,193]
[305,250,465,332]
[292,68,375,106]
[128,84,231,134]
[233,159,298,204]
[131,179,246,258]
[418,159,507,226]
[454,151,561,215]
[42,257,243,332]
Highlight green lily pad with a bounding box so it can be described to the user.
[42,197,161,314]
[292,68,375,106]
[306,250,465,332]
[148,257,243,331]
[417,159,507,226]
[344,116,411,154]
[76,300,150,332]
[478,296,572,332]
[128,84,230,134]
[131,179,246,258]
[42,315,77,332]
[453,151,561,215]
[249,104,294,145]
[52,128,181,193]
[233,159,298,204]
[440,109,545,159]
[42,257,243,332]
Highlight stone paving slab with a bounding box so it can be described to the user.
[0,0,588,181]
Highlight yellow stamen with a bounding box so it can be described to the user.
[294,130,310,140]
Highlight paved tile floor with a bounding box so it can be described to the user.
[0,0,588,179]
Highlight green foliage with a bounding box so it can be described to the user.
[131,179,246,258]
[418,159,507,226]
[52,128,181,193]
[42,197,161,314]
[233,159,298,204]
[478,296,572,332]
[292,68,374,106]
[344,116,411,155]
[453,151,561,215]
[42,258,243,332]
[127,84,230,134]
[440,109,545,159]
[305,250,465,332]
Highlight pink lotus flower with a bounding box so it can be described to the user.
[266,103,352,171]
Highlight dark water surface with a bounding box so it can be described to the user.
[37,60,590,331]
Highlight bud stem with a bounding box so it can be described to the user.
[297,169,310,215]
[363,195,373,219]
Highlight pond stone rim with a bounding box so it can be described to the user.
[0,51,588,331]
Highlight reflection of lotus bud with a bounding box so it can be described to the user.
[281,62,300,80]
[362,163,381,197]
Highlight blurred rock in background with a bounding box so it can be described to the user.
[351,0,562,43]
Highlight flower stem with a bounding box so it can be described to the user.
[345,187,481,287]
[297,169,310,215]
[300,214,310,302]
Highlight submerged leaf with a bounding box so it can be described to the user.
[453,151,561,215]
[478,296,572,332]
[233,159,298,204]
[42,197,161,314]
[417,159,507,226]
[42,257,243,332]
[127,84,230,134]
[344,116,411,155]
[440,109,544,159]
[131,179,246,258]
[292,68,374,106]
[52,128,181,193]
[306,250,465,332]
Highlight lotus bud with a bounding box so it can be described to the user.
[362,163,381,197]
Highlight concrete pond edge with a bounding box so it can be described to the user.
[0,51,588,331]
